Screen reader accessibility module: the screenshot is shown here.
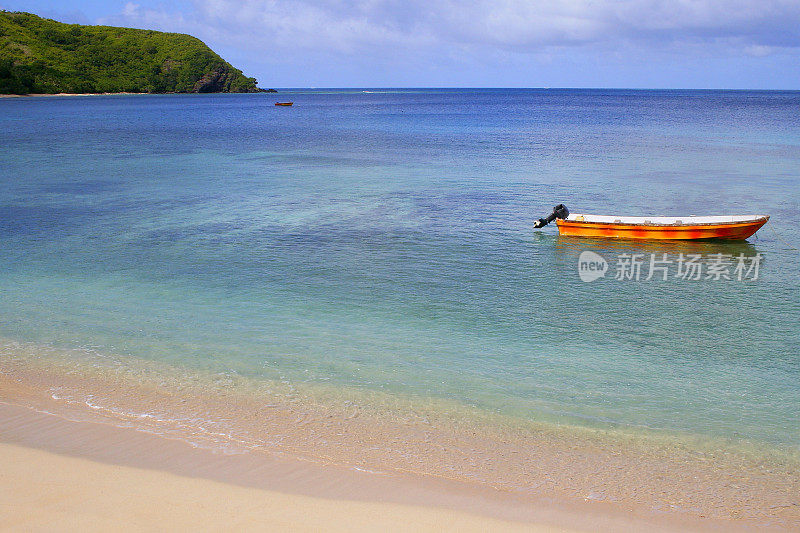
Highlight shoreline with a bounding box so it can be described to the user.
[1,345,798,531]
[0,402,764,533]
[0,403,554,532]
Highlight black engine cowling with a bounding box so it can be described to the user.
[533,204,569,228]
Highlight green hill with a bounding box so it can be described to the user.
[0,11,264,94]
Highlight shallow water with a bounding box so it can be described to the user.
[0,89,799,455]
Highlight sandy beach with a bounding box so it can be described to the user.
[0,401,766,533]
[2,349,797,532]
[0,441,555,533]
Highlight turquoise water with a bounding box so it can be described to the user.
[1,89,798,450]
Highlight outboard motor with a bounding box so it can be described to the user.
[533,204,569,228]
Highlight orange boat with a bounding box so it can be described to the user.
[534,205,769,240]
[275,102,293,106]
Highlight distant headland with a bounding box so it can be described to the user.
[0,11,272,95]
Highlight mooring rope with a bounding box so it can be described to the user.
[768,222,799,251]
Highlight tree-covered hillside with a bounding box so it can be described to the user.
[0,11,263,94]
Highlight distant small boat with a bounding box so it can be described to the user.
[534,205,769,240]
[275,102,293,106]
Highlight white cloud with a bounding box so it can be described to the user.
[744,44,775,57]
[122,2,139,18]
[102,0,800,58]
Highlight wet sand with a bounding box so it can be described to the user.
[1,347,798,531]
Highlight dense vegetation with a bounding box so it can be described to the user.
[0,11,263,94]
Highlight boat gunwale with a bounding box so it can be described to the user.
[557,215,769,229]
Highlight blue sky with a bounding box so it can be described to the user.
[3,0,799,89]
